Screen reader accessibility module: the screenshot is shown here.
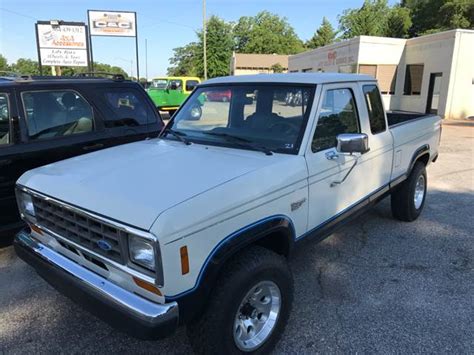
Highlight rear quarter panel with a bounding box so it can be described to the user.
[390,115,442,179]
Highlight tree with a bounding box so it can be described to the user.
[402,0,474,36]
[0,54,8,72]
[10,58,50,75]
[233,11,305,54]
[168,16,234,78]
[306,17,337,49]
[385,5,412,38]
[270,63,284,73]
[339,0,390,38]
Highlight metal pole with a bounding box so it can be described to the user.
[145,38,148,81]
[134,12,140,81]
[86,24,94,72]
[35,23,43,75]
[203,0,207,81]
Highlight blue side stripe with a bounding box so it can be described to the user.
[166,214,295,301]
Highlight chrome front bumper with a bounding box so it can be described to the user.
[14,230,179,340]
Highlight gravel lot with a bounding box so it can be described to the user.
[0,122,473,354]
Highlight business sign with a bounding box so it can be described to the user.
[36,22,89,67]
[88,10,136,37]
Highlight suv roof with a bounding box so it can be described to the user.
[0,74,133,87]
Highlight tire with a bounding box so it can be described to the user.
[391,162,427,222]
[187,246,293,354]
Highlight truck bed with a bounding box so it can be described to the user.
[387,111,435,127]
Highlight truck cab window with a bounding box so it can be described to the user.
[0,94,10,145]
[22,90,94,141]
[363,85,386,134]
[312,88,360,152]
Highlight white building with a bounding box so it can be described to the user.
[230,53,289,76]
[289,29,474,120]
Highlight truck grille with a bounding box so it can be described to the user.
[32,196,125,263]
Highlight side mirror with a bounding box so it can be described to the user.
[336,133,369,154]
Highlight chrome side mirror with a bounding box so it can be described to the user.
[336,133,369,154]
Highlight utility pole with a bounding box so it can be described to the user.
[145,38,148,81]
[203,0,207,81]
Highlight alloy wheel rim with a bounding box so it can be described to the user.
[414,174,425,209]
[233,280,281,352]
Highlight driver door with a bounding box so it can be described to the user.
[304,83,370,236]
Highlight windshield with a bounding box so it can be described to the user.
[152,79,168,89]
[168,84,315,154]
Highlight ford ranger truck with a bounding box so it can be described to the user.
[14,73,441,354]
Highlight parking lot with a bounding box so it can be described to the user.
[0,121,472,354]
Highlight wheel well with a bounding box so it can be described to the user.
[255,230,291,258]
[416,153,430,167]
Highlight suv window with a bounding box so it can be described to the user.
[0,94,10,145]
[22,90,94,140]
[186,80,199,92]
[169,79,183,90]
[101,89,156,127]
[363,85,386,134]
[312,88,360,152]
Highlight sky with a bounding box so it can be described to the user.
[0,0,397,78]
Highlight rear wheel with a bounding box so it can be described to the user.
[391,162,427,221]
[187,246,293,354]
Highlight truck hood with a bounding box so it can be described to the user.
[18,139,277,230]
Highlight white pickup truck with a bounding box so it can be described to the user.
[14,73,441,354]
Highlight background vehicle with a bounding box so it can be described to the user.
[206,89,231,102]
[0,74,163,240]
[147,76,200,116]
[14,73,441,353]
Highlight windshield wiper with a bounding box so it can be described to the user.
[161,127,191,145]
[203,131,273,156]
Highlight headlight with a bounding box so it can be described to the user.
[129,235,155,271]
[17,190,36,218]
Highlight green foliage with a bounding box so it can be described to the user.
[0,54,8,72]
[339,0,390,38]
[386,5,412,38]
[168,42,201,77]
[233,11,305,54]
[270,63,284,73]
[10,58,50,75]
[403,0,474,36]
[306,17,337,49]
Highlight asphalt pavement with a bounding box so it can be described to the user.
[0,121,473,354]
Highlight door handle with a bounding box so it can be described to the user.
[82,143,104,151]
[0,159,12,166]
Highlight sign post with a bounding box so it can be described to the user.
[87,10,139,80]
[35,21,89,75]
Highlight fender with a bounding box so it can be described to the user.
[409,144,430,174]
[166,215,295,323]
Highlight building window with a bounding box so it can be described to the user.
[359,64,397,95]
[404,64,424,95]
[363,85,386,134]
[377,65,397,95]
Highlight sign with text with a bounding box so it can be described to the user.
[36,22,89,67]
[88,10,136,37]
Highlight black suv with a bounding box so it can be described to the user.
[0,75,163,240]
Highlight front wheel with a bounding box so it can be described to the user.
[187,246,293,354]
[391,162,427,221]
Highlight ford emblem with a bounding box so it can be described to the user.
[97,239,112,251]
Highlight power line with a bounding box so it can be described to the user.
[0,7,38,20]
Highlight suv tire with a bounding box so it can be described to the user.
[187,246,293,354]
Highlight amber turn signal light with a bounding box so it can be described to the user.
[180,246,190,275]
[133,277,162,296]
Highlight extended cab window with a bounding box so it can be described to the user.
[101,89,156,127]
[312,88,360,152]
[22,90,94,140]
[363,85,386,134]
[0,94,10,145]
